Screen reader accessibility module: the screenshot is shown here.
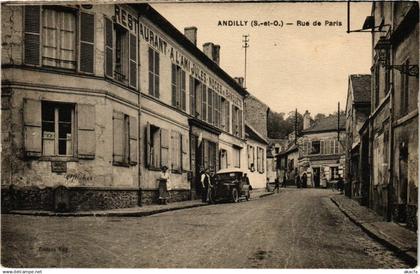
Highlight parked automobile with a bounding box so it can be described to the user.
[209,168,251,203]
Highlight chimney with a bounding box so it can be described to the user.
[213,44,220,65]
[203,42,214,60]
[184,26,197,46]
[234,77,244,87]
[303,110,311,130]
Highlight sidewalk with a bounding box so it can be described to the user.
[331,194,417,266]
[6,188,276,218]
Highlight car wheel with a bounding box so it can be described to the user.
[231,188,239,203]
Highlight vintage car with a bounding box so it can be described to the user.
[209,168,251,203]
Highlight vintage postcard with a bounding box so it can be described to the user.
[1,0,418,271]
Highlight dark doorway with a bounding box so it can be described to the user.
[313,167,320,188]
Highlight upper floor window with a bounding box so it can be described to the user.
[310,141,321,155]
[171,64,186,111]
[24,6,95,74]
[148,47,160,97]
[104,16,138,88]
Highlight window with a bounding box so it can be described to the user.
[233,147,241,168]
[42,102,74,156]
[148,47,160,97]
[214,93,221,128]
[24,6,95,73]
[113,111,138,166]
[400,59,409,116]
[220,149,228,169]
[189,76,196,116]
[114,26,128,82]
[247,145,255,171]
[201,84,207,121]
[257,147,265,173]
[275,147,280,154]
[171,64,186,111]
[171,130,181,172]
[208,89,213,124]
[331,166,339,180]
[310,141,321,155]
[104,16,138,88]
[232,106,243,138]
[42,8,76,69]
[374,62,380,109]
[23,99,96,159]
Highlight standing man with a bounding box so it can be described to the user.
[201,168,210,203]
[302,172,307,188]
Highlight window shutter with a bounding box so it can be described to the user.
[238,109,243,138]
[181,134,189,172]
[113,111,124,163]
[189,76,195,115]
[171,64,177,107]
[129,33,138,88]
[104,17,113,78]
[129,116,138,165]
[160,128,169,167]
[154,51,160,98]
[203,140,208,169]
[77,104,96,159]
[262,148,265,172]
[24,6,41,66]
[79,12,95,73]
[145,122,151,168]
[181,70,186,111]
[23,99,42,157]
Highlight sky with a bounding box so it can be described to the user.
[151,2,373,116]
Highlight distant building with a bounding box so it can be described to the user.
[344,74,371,202]
[266,138,288,183]
[245,123,268,189]
[298,114,346,188]
[276,143,299,185]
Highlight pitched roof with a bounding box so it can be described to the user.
[245,123,269,145]
[302,115,346,133]
[350,74,371,103]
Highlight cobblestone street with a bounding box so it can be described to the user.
[2,189,410,268]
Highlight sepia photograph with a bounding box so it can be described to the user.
[1,0,418,271]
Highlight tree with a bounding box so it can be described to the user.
[314,113,326,122]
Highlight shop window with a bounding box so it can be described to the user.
[24,6,95,73]
[331,166,339,180]
[171,64,186,111]
[104,16,138,88]
[148,47,160,97]
[23,99,96,159]
[113,111,138,166]
[310,141,321,155]
[42,102,74,156]
[233,147,241,168]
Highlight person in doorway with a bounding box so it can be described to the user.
[302,172,307,188]
[159,166,170,205]
[201,168,210,203]
[295,172,301,188]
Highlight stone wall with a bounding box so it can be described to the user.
[244,96,268,138]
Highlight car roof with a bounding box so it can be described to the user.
[216,168,244,174]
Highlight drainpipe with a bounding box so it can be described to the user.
[137,17,143,207]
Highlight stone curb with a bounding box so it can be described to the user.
[330,196,417,267]
[6,190,276,218]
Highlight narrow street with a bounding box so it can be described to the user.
[2,188,409,268]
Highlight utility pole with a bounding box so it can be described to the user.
[242,34,249,89]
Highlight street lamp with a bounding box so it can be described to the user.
[374,36,419,77]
